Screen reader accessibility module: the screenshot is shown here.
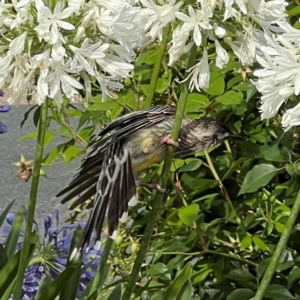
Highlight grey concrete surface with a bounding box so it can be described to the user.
[0,106,81,229]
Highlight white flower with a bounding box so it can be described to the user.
[168,23,192,66]
[215,40,229,68]
[181,49,210,92]
[282,103,300,131]
[248,0,287,29]
[70,38,109,75]
[8,32,27,56]
[95,73,123,102]
[140,0,183,41]
[34,0,75,44]
[251,34,300,119]
[224,0,247,19]
[214,23,226,38]
[47,58,83,104]
[176,5,212,46]
[225,26,263,65]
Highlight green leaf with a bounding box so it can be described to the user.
[5,206,25,259]
[246,82,257,102]
[20,130,38,141]
[156,77,168,94]
[240,236,252,250]
[288,267,300,288]
[140,84,152,99]
[206,72,225,95]
[33,105,41,127]
[180,158,202,172]
[257,258,271,279]
[35,267,76,300]
[192,268,213,284]
[216,91,243,105]
[163,263,192,300]
[265,284,295,300]
[136,47,157,65]
[288,5,300,16]
[0,245,8,269]
[185,93,210,114]
[63,146,81,163]
[44,129,55,146]
[34,275,53,299]
[79,126,95,143]
[226,288,255,300]
[227,74,243,90]
[20,105,38,129]
[178,204,199,226]
[0,200,16,227]
[60,226,83,300]
[253,236,268,251]
[43,144,65,165]
[108,284,122,300]
[261,144,290,162]
[111,105,124,120]
[89,98,120,111]
[226,269,256,282]
[148,263,171,281]
[275,222,285,233]
[176,279,192,300]
[238,164,279,195]
[0,243,35,298]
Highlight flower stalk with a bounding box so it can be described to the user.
[253,189,300,300]
[89,237,113,295]
[121,44,198,300]
[144,26,170,108]
[13,100,49,300]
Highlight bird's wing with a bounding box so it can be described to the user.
[87,105,176,154]
[75,140,137,254]
[55,105,176,254]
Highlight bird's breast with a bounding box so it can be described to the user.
[125,126,169,173]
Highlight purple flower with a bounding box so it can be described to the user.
[0,98,10,134]
[0,121,7,134]
[0,105,10,112]
[3,210,102,299]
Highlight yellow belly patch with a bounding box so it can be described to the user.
[133,151,163,172]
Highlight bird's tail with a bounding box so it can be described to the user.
[69,142,137,260]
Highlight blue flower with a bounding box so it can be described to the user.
[0,91,9,134]
[3,210,102,299]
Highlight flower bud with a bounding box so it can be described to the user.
[131,242,139,253]
[82,10,94,28]
[115,235,123,246]
[124,78,132,87]
[74,26,86,43]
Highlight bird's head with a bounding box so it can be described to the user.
[194,118,243,148]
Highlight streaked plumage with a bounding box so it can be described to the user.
[55,105,232,255]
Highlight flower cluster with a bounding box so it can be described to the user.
[0,0,148,106]
[166,0,287,93]
[2,210,102,299]
[251,21,300,130]
[0,91,9,134]
[1,0,300,129]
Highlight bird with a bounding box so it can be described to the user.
[55,104,237,257]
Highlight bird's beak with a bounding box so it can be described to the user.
[228,133,245,141]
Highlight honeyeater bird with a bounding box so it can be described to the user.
[55,105,236,256]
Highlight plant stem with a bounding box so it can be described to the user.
[253,190,300,300]
[121,44,198,300]
[204,150,246,232]
[13,100,49,300]
[89,237,113,295]
[144,27,170,108]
